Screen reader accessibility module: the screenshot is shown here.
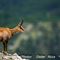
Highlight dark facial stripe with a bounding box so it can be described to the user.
[19,26,24,31]
[20,27,24,31]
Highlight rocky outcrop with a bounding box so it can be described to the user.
[0,53,27,60]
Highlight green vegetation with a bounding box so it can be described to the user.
[0,0,60,59]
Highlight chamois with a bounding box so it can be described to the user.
[0,19,24,54]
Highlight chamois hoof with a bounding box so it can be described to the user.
[2,51,8,55]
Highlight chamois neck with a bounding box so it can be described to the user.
[10,28,19,35]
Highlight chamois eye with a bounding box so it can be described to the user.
[19,26,22,29]
[20,26,21,29]
[19,26,21,29]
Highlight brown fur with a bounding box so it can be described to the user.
[0,25,24,52]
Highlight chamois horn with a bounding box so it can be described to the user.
[18,18,23,26]
[20,18,23,26]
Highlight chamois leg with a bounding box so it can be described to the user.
[6,41,8,52]
[3,41,8,55]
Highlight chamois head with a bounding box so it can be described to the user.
[15,18,24,32]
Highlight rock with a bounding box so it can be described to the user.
[0,52,27,60]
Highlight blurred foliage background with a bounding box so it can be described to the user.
[0,0,60,60]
